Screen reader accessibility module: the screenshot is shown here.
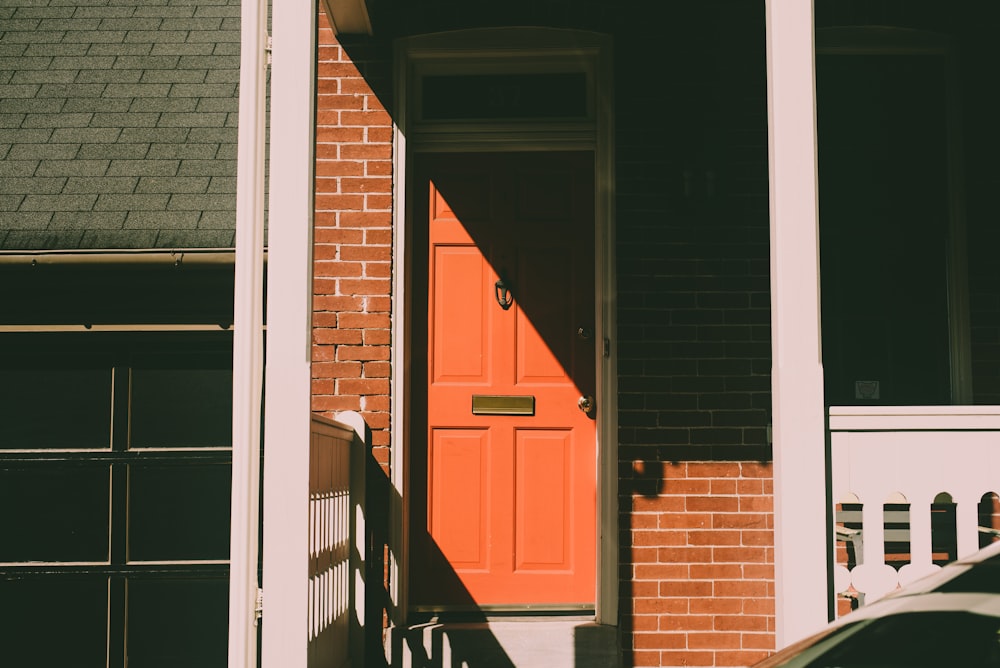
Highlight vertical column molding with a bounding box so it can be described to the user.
[765,0,830,648]
[229,0,268,664]
[262,0,317,665]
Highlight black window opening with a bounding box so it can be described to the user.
[818,54,952,406]
[0,332,233,668]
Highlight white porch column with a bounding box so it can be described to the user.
[765,0,829,648]
[261,0,317,665]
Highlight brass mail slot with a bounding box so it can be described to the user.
[471,395,535,416]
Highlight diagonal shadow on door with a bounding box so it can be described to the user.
[409,151,598,612]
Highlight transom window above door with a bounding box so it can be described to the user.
[400,30,606,142]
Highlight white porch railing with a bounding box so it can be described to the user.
[829,406,1000,608]
[308,412,367,668]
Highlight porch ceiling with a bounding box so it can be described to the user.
[321,0,372,34]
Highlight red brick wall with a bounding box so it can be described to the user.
[312,16,394,468]
[625,463,774,667]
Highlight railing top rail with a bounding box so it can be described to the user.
[310,412,357,440]
[829,405,1000,431]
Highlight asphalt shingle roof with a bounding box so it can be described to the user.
[0,0,241,250]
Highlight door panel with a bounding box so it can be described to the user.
[428,428,492,569]
[516,244,576,383]
[432,245,492,383]
[412,152,596,608]
[514,429,574,570]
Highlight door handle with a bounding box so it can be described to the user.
[578,395,594,415]
[495,277,513,310]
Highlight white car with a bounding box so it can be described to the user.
[754,540,1000,667]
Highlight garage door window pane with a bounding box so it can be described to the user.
[128,463,231,561]
[0,465,111,562]
[0,577,109,666]
[130,369,232,448]
[0,369,111,449]
[126,578,228,668]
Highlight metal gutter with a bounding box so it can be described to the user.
[0,324,237,333]
[0,249,267,266]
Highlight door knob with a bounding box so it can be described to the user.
[578,395,594,415]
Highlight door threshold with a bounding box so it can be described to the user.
[408,605,596,624]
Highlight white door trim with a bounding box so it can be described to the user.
[390,27,617,626]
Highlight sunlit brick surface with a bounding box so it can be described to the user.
[312,17,392,464]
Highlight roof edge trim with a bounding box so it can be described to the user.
[0,248,268,266]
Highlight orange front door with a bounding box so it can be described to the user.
[411,152,596,608]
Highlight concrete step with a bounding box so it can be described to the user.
[388,619,621,668]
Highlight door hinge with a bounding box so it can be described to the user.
[266,35,272,66]
[254,587,264,624]
[604,337,611,358]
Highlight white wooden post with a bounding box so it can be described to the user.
[765,0,830,648]
[261,0,317,664]
[229,0,268,664]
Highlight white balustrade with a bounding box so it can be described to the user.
[307,412,367,668]
[829,406,1000,608]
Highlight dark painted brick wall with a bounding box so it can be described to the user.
[615,3,771,465]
